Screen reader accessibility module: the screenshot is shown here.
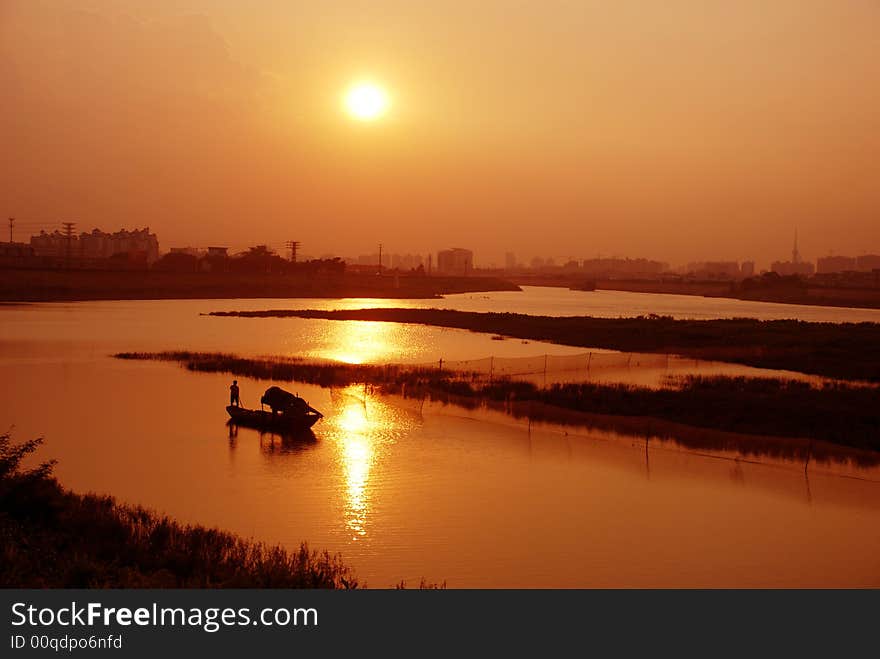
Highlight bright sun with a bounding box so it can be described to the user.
[344,82,390,121]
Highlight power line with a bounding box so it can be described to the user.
[285,240,301,263]
[62,222,76,268]
[8,217,13,243]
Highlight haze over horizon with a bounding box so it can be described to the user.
[2,0,878,268]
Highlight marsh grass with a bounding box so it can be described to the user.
[0,431,358,588]
[208,308,880,382]
[116,351,880,455]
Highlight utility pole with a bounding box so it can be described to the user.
[378,243,383,273]
[285,240,301,263]
[62,222,76,269]
[7,217,13,243]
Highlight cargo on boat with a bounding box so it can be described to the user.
[226,385,323,433]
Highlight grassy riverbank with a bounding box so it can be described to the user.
[0,432,358,588]
[0,268,519,302]
[206,308,880,382]
[510,277,880,310]
[115,351,880,455]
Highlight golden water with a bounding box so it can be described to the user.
[2,291,879,587]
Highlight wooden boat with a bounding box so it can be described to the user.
[226,405,322,433]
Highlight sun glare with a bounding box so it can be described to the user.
[344,82,389,121]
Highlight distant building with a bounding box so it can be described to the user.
[816,254,880,274]
[80,227,159,263]
[505,252,517,270]
[771,260,815,276]
[772,231,815,276]
[814,253,880,274]
[857,254,880,272]
[580,257,668,278]
[30,230,74,258]
[0,242,36,265]
[0,242,34,257]
[169,247,202,257]
[686,261,741,279]
[740,261,755,278]
[198,246,230,273]
[817,255,858,274]
[354,253,381,267]
[436,248,473,275]
[347,252,386,273]
[390,253,424,270]
[31,227,159,264]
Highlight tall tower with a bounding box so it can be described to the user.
[62,222,76,268]
[285,240,301,263]
[792,229,800,264]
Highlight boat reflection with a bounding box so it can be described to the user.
[227,421,319,455]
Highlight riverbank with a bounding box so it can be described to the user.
[0,432,358,587]
[510,276,880,309]
[0,267,519,301]
[206,308,880,382]
[115,351,880,454]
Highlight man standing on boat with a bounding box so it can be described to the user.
[230,380,241,407]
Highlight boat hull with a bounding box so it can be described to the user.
[226,405,321,433]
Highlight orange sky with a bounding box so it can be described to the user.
[2,0,878,267]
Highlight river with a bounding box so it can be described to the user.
[1,287,879,586]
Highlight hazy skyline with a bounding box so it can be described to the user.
[2,0,878,267]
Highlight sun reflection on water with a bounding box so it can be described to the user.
[337,398,373,539]
[326,385,415,541]
[293,317,424,540]
[316,320,409,364]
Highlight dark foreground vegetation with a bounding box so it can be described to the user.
[0,432,358,587]
[207,308,880,382]
[0,268,518,302]
[116,352,880,457]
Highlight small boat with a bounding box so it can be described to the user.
[226,405,322,433]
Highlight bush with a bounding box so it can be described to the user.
[0,431,358,588]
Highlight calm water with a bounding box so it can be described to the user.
[431,286,880,322]
[2,289,879,587]
[0,287,856,387]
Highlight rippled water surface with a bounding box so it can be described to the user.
[2,288,879,586]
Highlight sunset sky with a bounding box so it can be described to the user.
[2,0,878,267]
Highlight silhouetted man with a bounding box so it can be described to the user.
[230,380,241,407]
